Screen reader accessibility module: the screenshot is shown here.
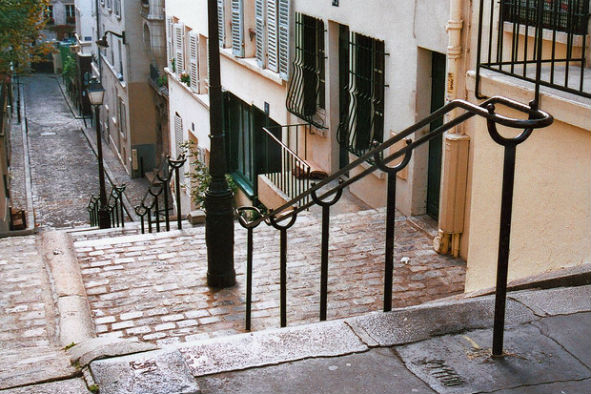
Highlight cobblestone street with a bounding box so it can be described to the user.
[21,73,99,228]
[72,208,466,347]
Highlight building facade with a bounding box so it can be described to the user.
[95,0,161,178]
[44,0,77,41]
[163,0,590,291]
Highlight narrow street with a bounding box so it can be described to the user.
[20,73,99,229]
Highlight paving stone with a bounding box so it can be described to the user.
[0,347,77,390]
[485,379,591,394]
[90,350,199,394]
[395,324,591,394]
[509,285,591,316]
[68,337,158,367]
[346,296,534,347]
[0,378,90,394]
[533,312,591,369]
[198,348,435,394]
[179,320,367,376]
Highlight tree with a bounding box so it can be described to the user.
[0,0,54,76]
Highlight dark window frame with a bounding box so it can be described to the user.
[338,31,385,158]
[286,13,325,128]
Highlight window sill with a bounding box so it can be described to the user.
[220,48,284,86]
[100,54,126,87]
[165,67,210,109]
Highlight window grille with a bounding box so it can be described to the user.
[286,13,325,128]
[501,0,589,35]
[337,32,385,157]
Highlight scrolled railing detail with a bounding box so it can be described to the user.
[237,96,553,357]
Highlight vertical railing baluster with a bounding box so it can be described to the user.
[154,191,160,232]
[147,206,152,233]
[168,155,186,230]
[373,140,413,312]
[245,226,253,330]
[311,184,343,321]
[485,102,535,356]
[269,213,298,328]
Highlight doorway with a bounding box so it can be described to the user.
[426,52,446,220]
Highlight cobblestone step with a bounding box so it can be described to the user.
[71,208,466,347]
[66,220,194,243]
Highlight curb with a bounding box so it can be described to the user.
[42,231,96,347]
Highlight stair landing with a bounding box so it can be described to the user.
[72,208,466,347]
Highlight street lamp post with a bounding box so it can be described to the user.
[87,79,111,229]
[205,0,235,288]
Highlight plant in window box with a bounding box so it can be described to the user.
[180,72,190,86]
[181,141,237,209]
[157,74,168,87]
[171,58,175,73]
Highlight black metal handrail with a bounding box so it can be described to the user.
[476,0,590,101]
[87,184,127,227]
[237,96,553,357]
[134,154,186,234]
[260,123,313,207]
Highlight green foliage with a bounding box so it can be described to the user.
[62,52,76,81]
[171,58,176,73]
[88,384,99,393]
[64,342,76,350]
[180,72,190,86]
[0,0,54,75]
[157,74,168,87]
[181,140,237,209]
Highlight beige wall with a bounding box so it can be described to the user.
[128,83,158,146]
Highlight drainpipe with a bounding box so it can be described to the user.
[434,0,469,257]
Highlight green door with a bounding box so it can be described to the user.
[426,52,446,220]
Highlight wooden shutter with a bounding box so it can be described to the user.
[266,0,279,72]
[217,0,225,47]
[174,23,185,75]
[188,32,199,92]
[174,114,185,182]
[255,0,265,67]
[277,0,290,79]
[167,17,174,68]
[231,0,244,57]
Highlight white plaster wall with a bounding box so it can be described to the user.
[75,0,95,41]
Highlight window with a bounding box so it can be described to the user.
[217,0,225,47]
[255,0,290,78]
[501,0,589,35]
[106,0,112,10]
[114,0,121,17]
[173,22,185,76]
[286,13,325,128]
[188,32,199,92]
[338,32,385,156]
[118,98,127,138]
[65,4,75,17]
[167,18,174,69]
[224,92,280,195]
[46,5,54,25]
[117,40,123,78]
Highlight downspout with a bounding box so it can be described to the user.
[434,0,469,258]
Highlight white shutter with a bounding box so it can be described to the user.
[266,0,278,72]
[167,18,174,68]
[174,23,185,76]
[174,114,185,183]
[277,0,290,80]
[255,0,265,67]
[188,32,199,92]
[231,0,244,57]
[217,0,225,47]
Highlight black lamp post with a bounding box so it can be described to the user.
[205,0,235,288]
[87,79,111,229]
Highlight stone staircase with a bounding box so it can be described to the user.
[65,208,466,347]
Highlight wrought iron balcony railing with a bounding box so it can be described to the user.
[237,96,553,357]
[259,123,314,208]
[476,0,591,100]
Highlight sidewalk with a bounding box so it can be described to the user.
[65,285,591,393]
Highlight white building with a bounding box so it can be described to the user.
[94,0,164,179]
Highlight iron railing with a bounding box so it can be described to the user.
[134,154,186,234]
[476,0,591,101]
[260,123,313,208]
[237,96,553,357]
[286,13,326,129]
[87,184,127,227]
